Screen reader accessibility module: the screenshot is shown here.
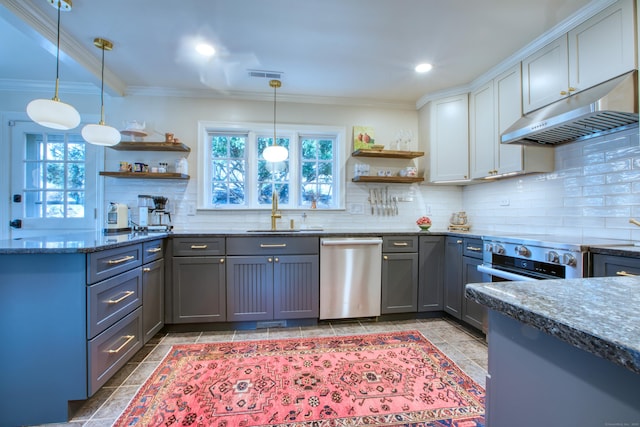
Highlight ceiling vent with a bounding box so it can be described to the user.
[248,69,283,79]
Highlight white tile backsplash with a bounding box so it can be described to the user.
[103,126,640,238]
[463,127,640,239]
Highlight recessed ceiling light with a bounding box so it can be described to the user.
[195,43,216,57]
[415,63,433,73]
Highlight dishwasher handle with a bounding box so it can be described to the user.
[321,238,383,246]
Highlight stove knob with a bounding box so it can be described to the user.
[485,243,493,253]
[494,244,505,255]
[547,251,560,263]
[515,245,530,257]
[563,253,577,267]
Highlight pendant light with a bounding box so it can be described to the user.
[81,38,121,146]
[26,0,81,130]
[263,79,289,163]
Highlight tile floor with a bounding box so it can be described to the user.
[39,317,488,427]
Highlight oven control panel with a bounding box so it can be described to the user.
[483,239,585,279]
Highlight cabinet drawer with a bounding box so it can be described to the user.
[383,236,418,253]
[227,236,318,255]
[463,238,483,259]
[88,267,142,339]
[88,307,143,396]
[592,254,640,277]
[173,237,225,256]
[87,244,142,284]
[142,239,164,264]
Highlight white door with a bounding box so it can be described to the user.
[9,120,100,238]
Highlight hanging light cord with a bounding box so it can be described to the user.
[273,82,277,146]
[99,43,105,125]
[53,0,62,101]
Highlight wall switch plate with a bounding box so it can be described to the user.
[425,204,432,215]
[500,198,510,206]
[187,203,196,216]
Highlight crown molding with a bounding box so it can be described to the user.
[0,0,126,96]
[0,78,98,95]
[416,0,618,109]
[125,85,417,110]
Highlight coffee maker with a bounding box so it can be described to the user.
[149,196,172,231]
[104,202,130,234]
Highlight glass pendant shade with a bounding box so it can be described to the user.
[81,123,121,146]
[263,144,288,162]
[26,0,80,130]
[27,97,81,130]
[265,79,288,163]
[83,37,120,147]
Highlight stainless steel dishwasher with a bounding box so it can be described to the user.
[319,237,383,320]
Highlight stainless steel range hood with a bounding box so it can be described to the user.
[501,70,638,146]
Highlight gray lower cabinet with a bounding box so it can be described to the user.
[444,236,464,318]
[171,237,226,323]
[142,239,164,343]
[381,236,418,314]
[592,253,640,277]
[444,236,487,330]
[418,235,444,311]
[461,247,486,331]
[87,244,145,395]
[226,237,319,322]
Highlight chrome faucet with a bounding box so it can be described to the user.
[271,191,281,230]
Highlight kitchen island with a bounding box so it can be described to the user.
[466,277,640,426]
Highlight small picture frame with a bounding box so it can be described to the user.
[353,125,375,150]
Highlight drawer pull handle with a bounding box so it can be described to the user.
[392,242,409,246]
[107,335,135,354]
[616,270,637,277]
[260,243,287,248]
[466,246,482,252]
[190,244,208,249]
[146,247,162,253]
[143,267,151,273]
[107,255,135,265]
[106,290,135,304]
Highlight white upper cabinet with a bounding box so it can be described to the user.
[471,64,554,180]
[495,65,554,176]
[469,81,495,179]
[522,0,636,114]
[429,94,469,182]
[568,0,636,92]
[522,36,569,113]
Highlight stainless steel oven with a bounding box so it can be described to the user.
[478,235,590,282]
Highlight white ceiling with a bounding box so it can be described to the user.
[0,0,602,108]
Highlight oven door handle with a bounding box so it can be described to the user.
[477,264,538,282]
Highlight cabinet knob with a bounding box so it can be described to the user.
[268,257,273,263]
[568,87,577,92]
[560,90,568,96]
[274,257,279,262]
[383,255,388,260]
[143,267,151,272]
[219,258,225,263]
[456,240,463,244]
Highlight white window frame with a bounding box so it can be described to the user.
[197,121,345,210]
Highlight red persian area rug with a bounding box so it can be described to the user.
[114,331,485,427]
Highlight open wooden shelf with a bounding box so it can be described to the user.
[109,141,191,153]
[99,172,190,180]
[351,176,424,184]
[352,149,424,159]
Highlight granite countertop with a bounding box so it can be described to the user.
[466,277,640,374]
[0,229,459,254]
[0,231,169,254]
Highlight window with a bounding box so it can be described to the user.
[10,120,99,234]
[199,122,344,210]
